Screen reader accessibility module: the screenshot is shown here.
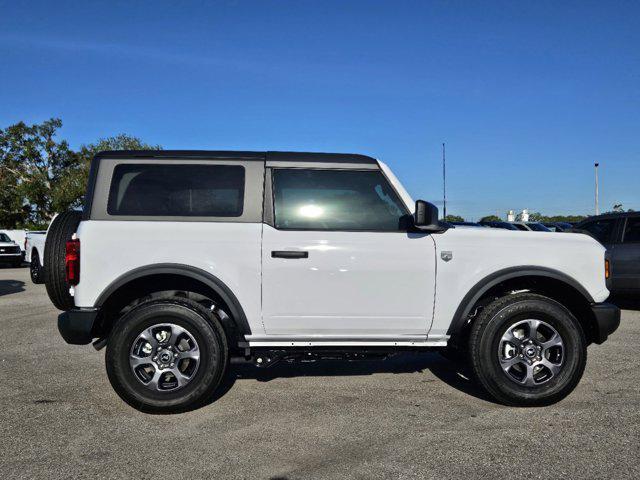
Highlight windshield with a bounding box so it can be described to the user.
[499,222,519,230]
[528,223,551,232]
[0,233,12,242]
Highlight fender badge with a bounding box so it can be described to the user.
[441,251,453,262]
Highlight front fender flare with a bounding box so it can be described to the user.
[446,266,595,337]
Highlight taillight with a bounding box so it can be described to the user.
[65,238,80,286]
[605,259,610,280]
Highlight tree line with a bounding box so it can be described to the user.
[0,118,159,229]
[444,214,588,224]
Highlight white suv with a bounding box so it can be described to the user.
[45,150,619,412]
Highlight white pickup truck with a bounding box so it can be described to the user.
[25,229,48,283]
[44,150,620,413]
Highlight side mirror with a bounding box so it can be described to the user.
[414,200,447,232]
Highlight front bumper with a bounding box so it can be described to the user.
[591,302,620,344]
[0,253,23,262]
[58,308,100,345]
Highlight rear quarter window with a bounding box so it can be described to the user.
[107,164,245,217]
[622,217,640,243]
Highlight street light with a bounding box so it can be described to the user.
[594,163,599,215]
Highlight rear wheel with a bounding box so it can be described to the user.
[30,250,45,284]
[105,298,228,413]
[469,293,587,406]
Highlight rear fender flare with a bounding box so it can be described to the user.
[94,263,251,336]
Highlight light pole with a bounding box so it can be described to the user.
[442,143,447,219]
[594,162,599,215]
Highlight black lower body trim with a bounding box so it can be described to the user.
[591,302,620,344]
[58,308,100,345]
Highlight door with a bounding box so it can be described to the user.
[611,216,640,292]
[261,167,436,337]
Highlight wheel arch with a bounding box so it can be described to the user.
[447,266,598,344]
[94,263,251,340]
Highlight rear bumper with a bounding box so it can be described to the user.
[591,302,621,344]
[58,308,100,345]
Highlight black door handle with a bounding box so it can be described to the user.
[271,251,309,259]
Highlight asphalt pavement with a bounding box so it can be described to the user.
[1,265,638,479]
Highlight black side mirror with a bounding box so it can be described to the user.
[414,200,447,232]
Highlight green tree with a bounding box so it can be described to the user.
[479,215,502,222]
[545,214,587,223]
[0,118,77,228]
[443,214,465,222]
[0,119,161,228]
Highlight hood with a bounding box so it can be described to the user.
[442,225,602,248]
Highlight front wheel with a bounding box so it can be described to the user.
[105,298,228,413]
[469,293,587,406]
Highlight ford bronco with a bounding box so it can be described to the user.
[45,150,620,412]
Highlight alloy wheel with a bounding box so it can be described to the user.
[129,323,200,391]
[498,319,564,387]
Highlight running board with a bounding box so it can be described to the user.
[239,335,449,348]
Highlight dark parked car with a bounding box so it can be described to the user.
[480,221,519,231]
[449,221,485,227]
[575,212,640,294]
[543,222,573,232]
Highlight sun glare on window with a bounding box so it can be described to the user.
[298,204,324,218]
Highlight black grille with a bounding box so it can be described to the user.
[0,245,20,254]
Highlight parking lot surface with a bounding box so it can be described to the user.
[1,266,638,479]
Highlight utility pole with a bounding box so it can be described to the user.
[442,143,447,219]
[594,162,600,215]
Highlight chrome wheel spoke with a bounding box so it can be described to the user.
[169,367,191,387]
[522,364,537,386]
[525,319,541,341]
[138,328,159,351]
[540,358,562,377]
[540,333,563,350]
[130,355,152,368]
[168,324,189,347]
[177,345,200,362]
[148,368,164,391]
[501,329,522,348]
[500,355,522,371]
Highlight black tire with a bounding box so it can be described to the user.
[44,211,82,310]
[30,250,45,284]
[105,298,228,413]
[469,293,587,407]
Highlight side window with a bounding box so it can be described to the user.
[108,164,245,217]
[272,169,409,231]
[622,217,640,243]
[580,219,616,244]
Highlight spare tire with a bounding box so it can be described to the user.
[45,211,82,310]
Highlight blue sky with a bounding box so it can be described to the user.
[1,0,638,220]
